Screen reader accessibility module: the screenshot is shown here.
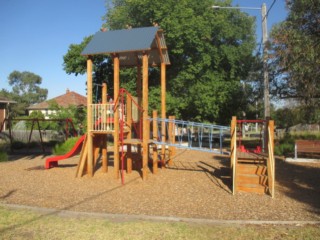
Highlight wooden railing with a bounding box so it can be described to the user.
[89,103,126,132]
[267,121,275,198]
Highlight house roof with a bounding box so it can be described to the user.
[0,97,16,104]
[81,26,170,67]
[28,90,86,110]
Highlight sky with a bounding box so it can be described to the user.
[0,0,288,100]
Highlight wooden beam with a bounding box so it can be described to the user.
[87,57,93,177]
[137,63,142,133]
[113,54,120,179]
[153,110,158,174]
[102,83,108,173]
[142,52,149,180]
[161,62,166,167]
[126,94,132,174]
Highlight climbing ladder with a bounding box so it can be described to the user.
[230,116,275,197]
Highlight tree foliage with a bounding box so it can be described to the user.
[269,0,320,122]
[0,71,48,117]
[64,0,257,124]
[63,36,114,102]
[105,0,257,123]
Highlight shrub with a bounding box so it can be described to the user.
[275,132,319,156]
[11,141,26,149]
[0,150,8,162]
[275,143,294,156]
[53,137,80,155]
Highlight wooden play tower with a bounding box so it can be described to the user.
[77,26,170,180]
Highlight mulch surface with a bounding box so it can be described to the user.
[0,149,319,221]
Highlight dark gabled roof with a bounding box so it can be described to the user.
[28,90,86,110]
[81,26,170,67]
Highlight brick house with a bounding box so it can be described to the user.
[27,89,87,119]
[0,97,16,131]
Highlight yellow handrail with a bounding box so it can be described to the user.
[267,126,275,198]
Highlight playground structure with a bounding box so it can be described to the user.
[230,116,275,197]
[76,26,171,181]
[43,26,275,196]
[0,118,77,153]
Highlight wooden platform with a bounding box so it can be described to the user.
[122,138,154,145]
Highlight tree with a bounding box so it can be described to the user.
[63,36,114,103]
[3,71,48,116]
[64,0,257,124]
[269,0,320,123]
[106,0,257,123]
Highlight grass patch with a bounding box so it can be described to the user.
[0,207,319,240]
[0,150,8,162]
[52,137,80,155]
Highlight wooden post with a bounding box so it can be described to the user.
[137,64,142,138]
[230,116,237,195]
[94,135,100,166]
[126,94,132,173]
[142,52,149,180]
[152,110,158,174]
[269,120,275,152]
[113,54,120,179]
[102,82,108,173]
[230,116,236,169]
[171,116,176,157]
[268,119,275,197]
[167,116,174,166]
[87,57,93,177]
[161,63,166,167]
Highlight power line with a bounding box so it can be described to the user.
[266,0,277,19]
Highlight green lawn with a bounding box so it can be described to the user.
[0,206,319,240]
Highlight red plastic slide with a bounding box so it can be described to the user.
[45,135,86,169]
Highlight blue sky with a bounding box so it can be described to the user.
[0,0,288,99]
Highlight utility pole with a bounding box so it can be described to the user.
[262,3,270,119]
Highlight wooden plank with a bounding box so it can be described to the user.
[75,134,88,177]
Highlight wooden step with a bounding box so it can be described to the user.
[237,173,268,185]
[237,163,267,175]
[236,162,268,194]
[237,184,267,194]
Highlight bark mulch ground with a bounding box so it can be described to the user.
[0,149,319,221]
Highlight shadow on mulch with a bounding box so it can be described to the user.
[275,158,320,214]
[8,153,49,161]
[165,154,232,194]
[0,190,17,199]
